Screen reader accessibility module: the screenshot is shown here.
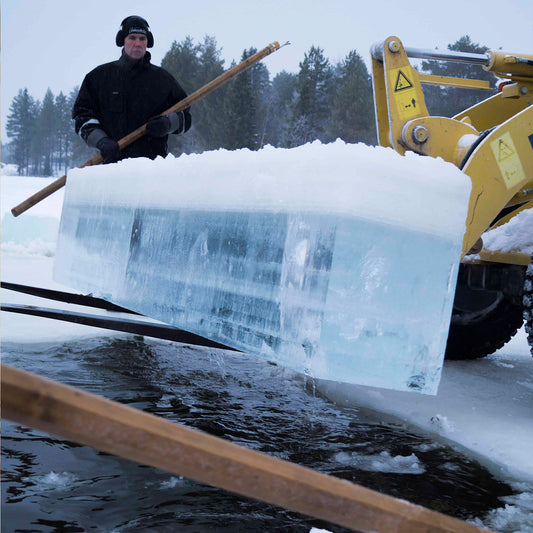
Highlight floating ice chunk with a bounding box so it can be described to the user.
[24,471,78,489]
[334,450,426,474]
[429,414,456,433]
[471,483,533,533]
[159,476,185,489]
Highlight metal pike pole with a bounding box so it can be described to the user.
[11,41,288,218]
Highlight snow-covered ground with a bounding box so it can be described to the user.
[1,148,532,531]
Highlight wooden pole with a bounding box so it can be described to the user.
[10,41,284,217]
[1,364,494,533]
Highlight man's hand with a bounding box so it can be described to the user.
[145,115,171,137]
[96,137,121,164]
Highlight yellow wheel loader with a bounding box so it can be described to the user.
[371,37,533,359]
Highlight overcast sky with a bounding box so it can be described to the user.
[2,0,532,141]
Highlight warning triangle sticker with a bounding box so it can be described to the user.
[497,139,514,161]
[394,70,413,92]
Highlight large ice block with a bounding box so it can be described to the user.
[54,141,471,394]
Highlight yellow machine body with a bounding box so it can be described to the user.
[371,36,532,265]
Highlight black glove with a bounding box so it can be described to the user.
[96,137,121,164]
[145,115,172,137]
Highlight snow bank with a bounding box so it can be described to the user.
[1,175,64,256]
[1,162,19,176]
[483,208,533,256]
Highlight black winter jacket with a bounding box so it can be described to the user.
[73,51,191,161]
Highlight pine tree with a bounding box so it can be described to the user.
[37,88,57,176]
[68,86,97,166]
[263,71,298,147]
[161,36,201,156]
[248,49,271,149]
[6,88,38,175]
[162,35,226,154]
[290,46,334,146]
[161,36,201,92]
[29,98,43,175]
[196,35,227,151]
[329,50,376,145]
[223,58,254,150]
[55,91,72,174]
[420,36,497,118]
[223,47,271,150]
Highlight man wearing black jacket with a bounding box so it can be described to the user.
[73,16,191,163]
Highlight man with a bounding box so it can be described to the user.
[73,16,191,163]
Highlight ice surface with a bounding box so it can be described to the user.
[54,140,471,394]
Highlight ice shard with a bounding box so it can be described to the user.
[54,141,471,394]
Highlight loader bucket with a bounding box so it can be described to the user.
[54,141,471,394]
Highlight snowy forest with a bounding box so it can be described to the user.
[4,35,496,177]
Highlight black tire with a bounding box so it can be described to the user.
[445,276,524,361]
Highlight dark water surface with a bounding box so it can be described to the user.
[1,335,518,532]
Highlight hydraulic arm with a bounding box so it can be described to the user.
[371,36,532,261]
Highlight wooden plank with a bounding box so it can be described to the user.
[1,364,494,533]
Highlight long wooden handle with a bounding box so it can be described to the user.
[1,364,493,533]
[11,42,283,217]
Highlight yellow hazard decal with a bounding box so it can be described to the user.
[489,132,526,189]
[394,70,413,91]
[389,67,419,120]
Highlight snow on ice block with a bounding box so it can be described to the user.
[54,141,471,394]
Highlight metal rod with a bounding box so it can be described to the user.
[1,281,139,314]
[371,41,490,66]
[1,303,237,350]
[403,46,490,66]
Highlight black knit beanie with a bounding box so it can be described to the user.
[116,16,154,48]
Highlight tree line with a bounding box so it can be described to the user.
[4,35,495,176]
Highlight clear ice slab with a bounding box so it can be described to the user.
[54,141,471,394]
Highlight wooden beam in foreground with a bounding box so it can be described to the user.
[1,364,494,533]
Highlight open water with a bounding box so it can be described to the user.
[0,334,525,532]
